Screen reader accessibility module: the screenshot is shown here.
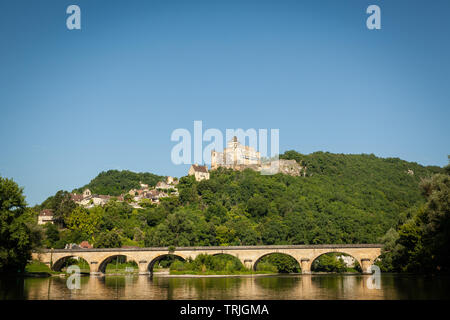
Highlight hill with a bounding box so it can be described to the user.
[40,152,444,249]
[73,170,166,196]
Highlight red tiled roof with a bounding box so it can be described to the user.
[71,194,83,202]
[39,209,53,217]
[191,164,209,173]
[79,241,92,249]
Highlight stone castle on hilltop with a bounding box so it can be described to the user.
[210,136,306,176]
[211,136,261,170]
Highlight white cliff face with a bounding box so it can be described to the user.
[336,255,356,267]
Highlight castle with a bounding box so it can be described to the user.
[211,136,261,170]
[211,137,306,176]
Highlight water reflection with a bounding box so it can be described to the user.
[1,274,449,300]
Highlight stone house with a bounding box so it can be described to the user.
[38,209,54,225]
[188,164,210,181]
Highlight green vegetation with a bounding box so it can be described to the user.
[25,260,53,274]
[74,170,165,196]
[376,160,450,273]
[311,253,361,273]
[38,190,76,226]
[169,254,270,275]
[256,253,301,273]
[0,177,42,273]
[57,257,91,273]
[104,256,138,274]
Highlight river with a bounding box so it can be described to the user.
[1,274,449,300]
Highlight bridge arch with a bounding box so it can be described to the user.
[97,254,139,274]
[52,255,91,272]
[147,253,186,273]
[253,252,301,273]
[310,252,362,273]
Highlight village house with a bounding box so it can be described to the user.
[126,176,179,205]
[167,176,179,185]
[38,209,54,225]
[139,182,149,190]
[156,181,175,190]
[70,188,112,208]
[69,177,180,209]
[188,164,210,181]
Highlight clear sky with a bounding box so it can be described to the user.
[0,0,449,205]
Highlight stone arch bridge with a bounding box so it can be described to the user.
[32,244,382,275]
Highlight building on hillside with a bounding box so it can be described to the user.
[211,136,261,170]
[211,136,306,176]
[70,193,83,202]
[38,209,54,225]
[156,181,176,190]
[139,182,149,190]
[83,188,92,198]
[71,188,113,208]
[167,176,179,185]
[188,164,210,181]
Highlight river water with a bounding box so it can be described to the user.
[1,274,449,300]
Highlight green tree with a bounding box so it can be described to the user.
[94,229,122,248]
[44,223,60,248]
[40,190,76,227]
[382,160,450,272]
[64,206,103,239]
[0,177,39,272]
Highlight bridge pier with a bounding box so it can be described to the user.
[89,261,103,275]
[138,260,150,275]
[243,259,253,270]
[360,258,373,274]
[300,258,311,274]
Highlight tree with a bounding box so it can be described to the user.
[44,223,60,248]
[259,216,288,245]
[64,206,103,239]
[0,177,38,272]
[246,194,269,217]
[40,190,76,227]
[94,229,122,248]
[385,161,450,273]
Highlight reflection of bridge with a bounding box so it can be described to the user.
[31,244,382,275]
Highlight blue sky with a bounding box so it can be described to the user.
[0,0,449,205]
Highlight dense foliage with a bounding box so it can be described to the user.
[0,177,42,272]
[169,254,247,274]
[377,161,450,273]
[311,253,361,273]
[38,191,76,226]
[74,170,165,196]
[256,253,301,273]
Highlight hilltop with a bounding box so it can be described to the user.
[73,170,166,196]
